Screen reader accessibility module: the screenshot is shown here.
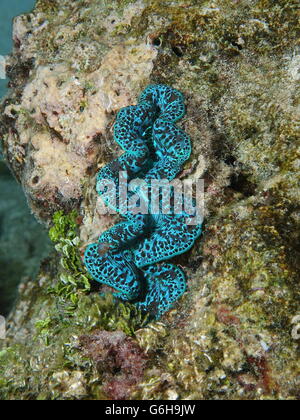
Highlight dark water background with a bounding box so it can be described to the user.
[0,0,51,316]
[0,0,36,97]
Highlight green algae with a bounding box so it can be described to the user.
[0,210,148,399]
[35,0,59,13]
[48,210,91,314]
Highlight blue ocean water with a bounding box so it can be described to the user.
[0,0,52,315]
[0,0,36,98]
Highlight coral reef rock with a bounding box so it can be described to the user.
[0,0,299,400]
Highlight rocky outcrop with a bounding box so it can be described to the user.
[0,0,299,400]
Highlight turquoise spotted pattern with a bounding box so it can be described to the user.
[84,85,202,319]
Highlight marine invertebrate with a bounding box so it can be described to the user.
[84,85,202,320]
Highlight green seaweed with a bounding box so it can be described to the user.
[48,210,91,313]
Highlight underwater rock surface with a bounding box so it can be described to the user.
[0,0,299,400]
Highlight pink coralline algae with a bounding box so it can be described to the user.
[79,330,147,400]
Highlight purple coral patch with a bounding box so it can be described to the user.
[79,330,147,400]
